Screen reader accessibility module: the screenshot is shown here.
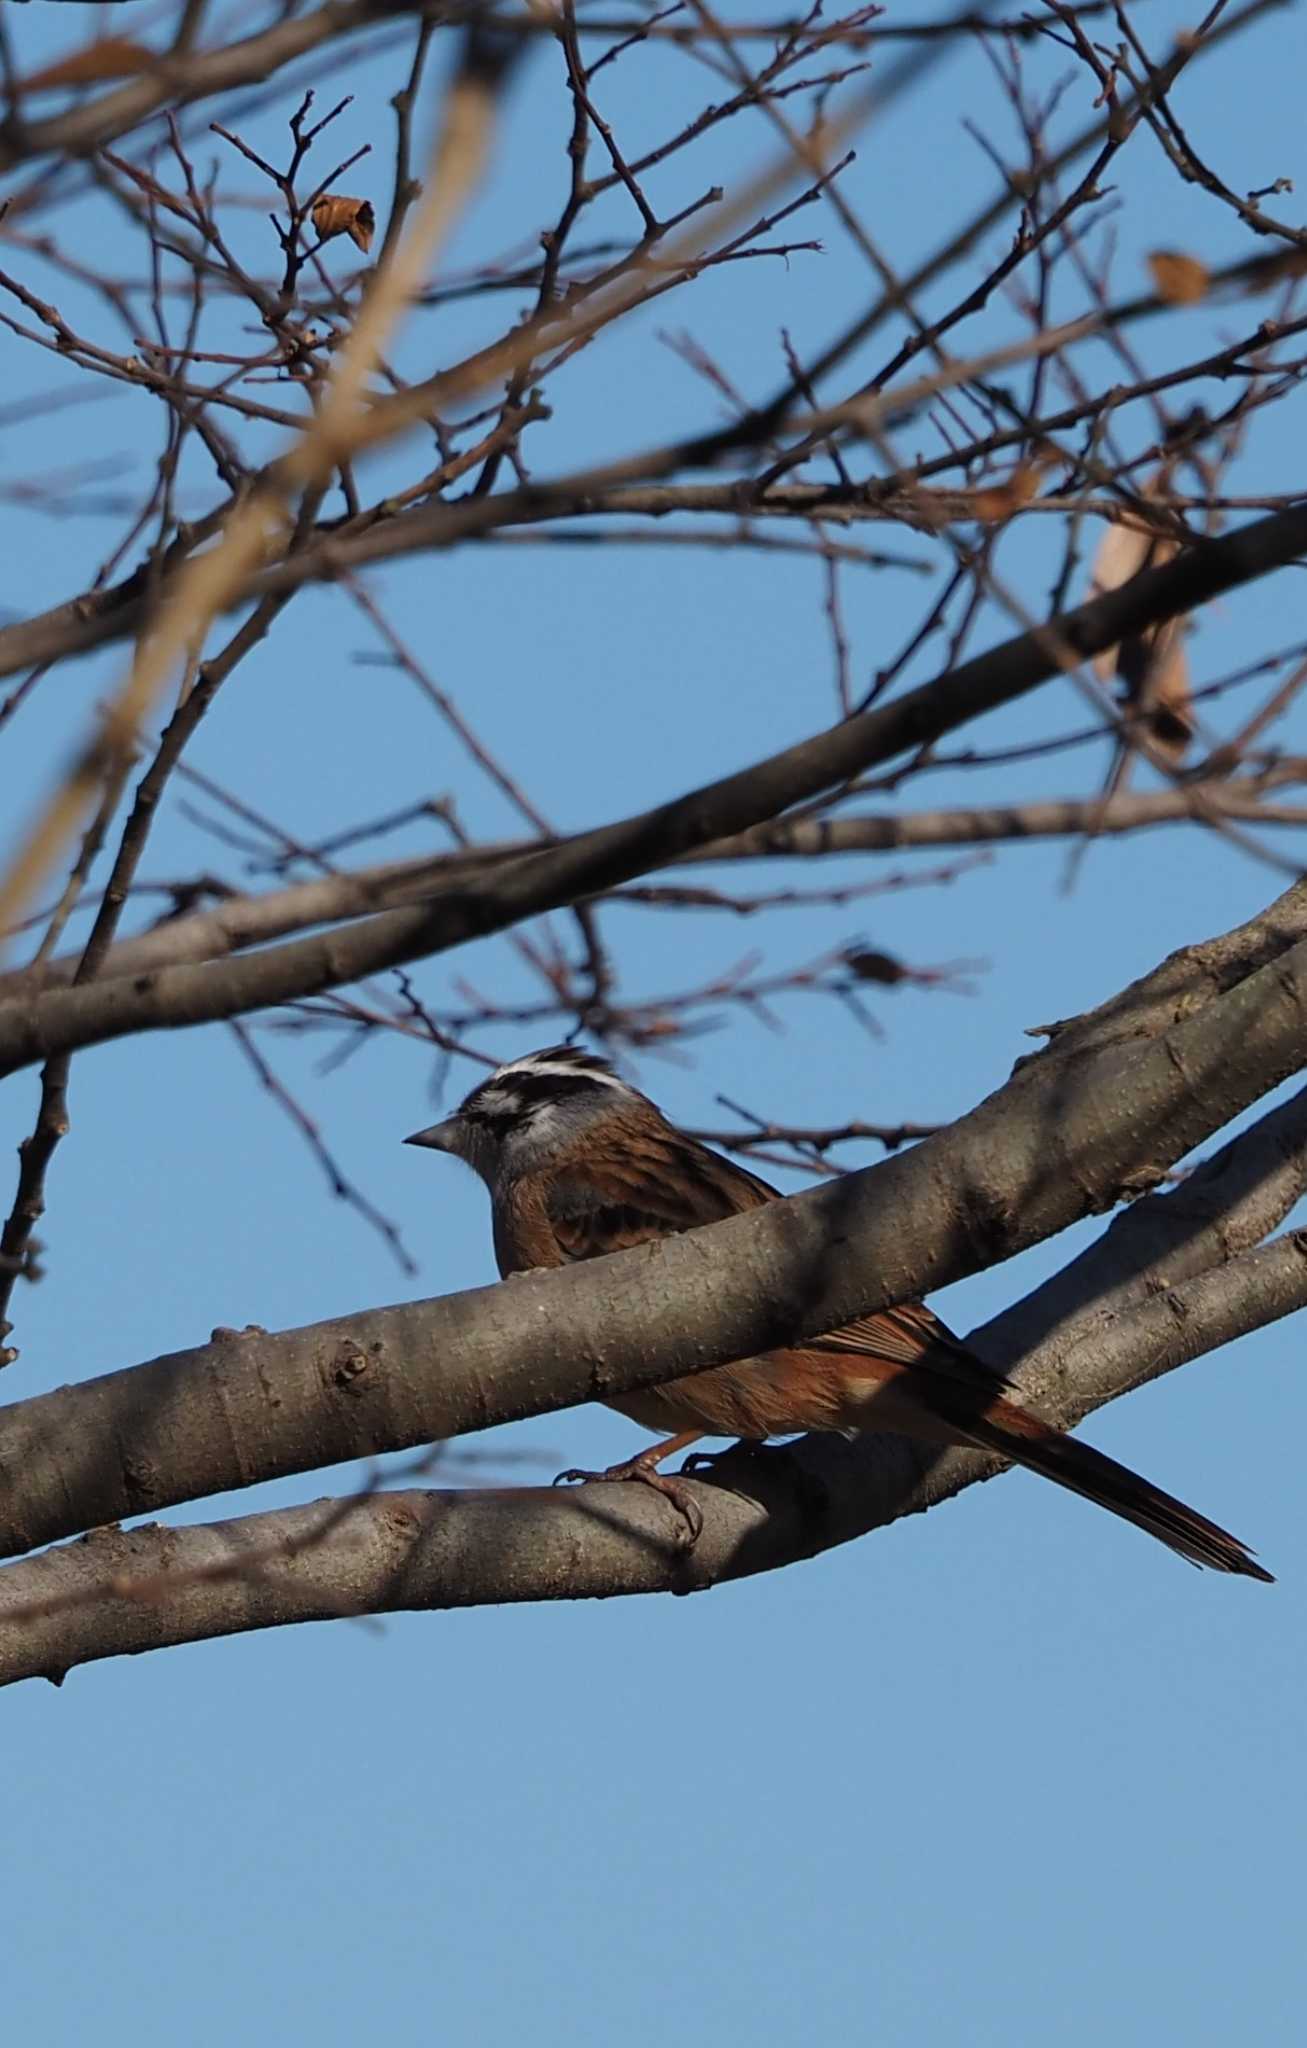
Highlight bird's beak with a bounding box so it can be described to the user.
[403,1118,459,1151]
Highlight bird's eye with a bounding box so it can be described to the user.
[460,1087,514,1129]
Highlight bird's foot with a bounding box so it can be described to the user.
[553,1455,704,1548]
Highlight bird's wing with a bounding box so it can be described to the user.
[810,1298,1021,1414]
[543,1130,776,1262]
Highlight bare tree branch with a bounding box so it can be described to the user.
[3,1223,1301,1690]
[2,876,1305,1564]
[975,1084,1307,1373]
[0,792,1279,1002]
[9,784,1307,1007]
[3,502,1306,1073]
[2,0,1305,1699]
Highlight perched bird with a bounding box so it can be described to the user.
[406,1045,1270,1578]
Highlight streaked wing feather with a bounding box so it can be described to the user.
[544,1132,776,1263]
[813,1300,1014,1399]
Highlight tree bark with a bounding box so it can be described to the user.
[2,1223,1299,1690]
[2,876,1305,1563]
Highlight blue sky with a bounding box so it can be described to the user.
[2,2,1305,2043]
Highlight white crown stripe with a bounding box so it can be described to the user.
[491,1056,628,1091]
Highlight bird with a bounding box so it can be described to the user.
[405,1044,1271,1579]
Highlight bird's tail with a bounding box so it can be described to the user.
[960,1403,1273,1581]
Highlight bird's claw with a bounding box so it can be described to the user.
[553,1458,704,1548]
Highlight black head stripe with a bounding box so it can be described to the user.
[459,1066,618,1127]
[458,1101,514,1133]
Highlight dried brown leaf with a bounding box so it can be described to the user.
[969,458,1048,524]
[22,37,157,92]
[1088,479,1193,758]
[1148,249,1210,305]
[1089,518,1160,681]
[310,194,376,254]
[1121,622,1192,759]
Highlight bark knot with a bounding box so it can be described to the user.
[328,1338,370,1393]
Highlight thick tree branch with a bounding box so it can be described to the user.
[2,877,1306,1561]
[3,502,1306,1073]
[974,1083,1307,1374]
[2,1225,1300,1689]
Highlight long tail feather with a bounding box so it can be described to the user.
[962,1408,1273,1581]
